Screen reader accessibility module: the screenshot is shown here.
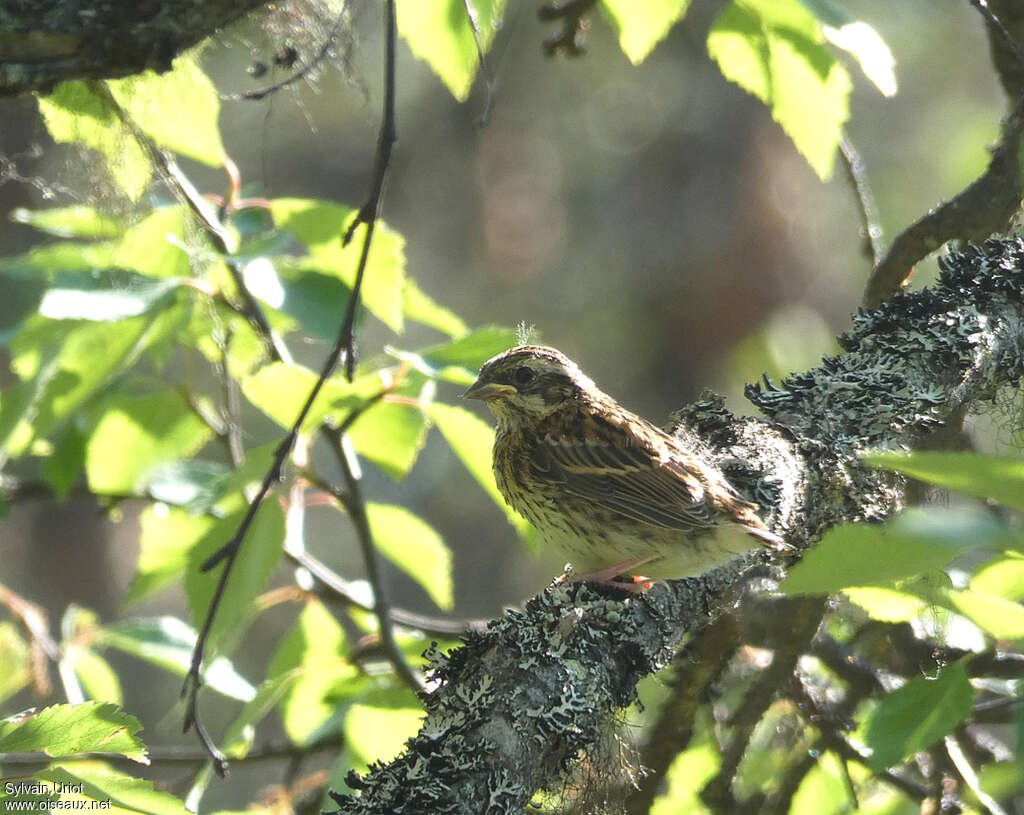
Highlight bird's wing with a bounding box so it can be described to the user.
[529,428,718,532]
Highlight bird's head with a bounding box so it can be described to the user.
[464,345,596,425]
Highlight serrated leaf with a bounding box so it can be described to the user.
[343,704,423,770]
[861,661,973,770]
[11,206,123,239]
[402,278,468,337]
[394,326,515,385]
[185,501,285,655]
[349,401,430,480]
[864,451,1024,513]
[425,402,533,542]
[601,0,692,64]
[782,509,1010,595]
[843,586,927,623]
[708,0,850,180]
[34,765,189,815]
[267,600,354,744]
[37,81,152,200]
[365,502,453,610]
[85,390,213,494]
[269,198,407,333]
[0,702,147,763]
[795,0,896,96]
[101,616,256,702]
[39,271,184,321]
[396,0,506,101]
[107,55,224,167]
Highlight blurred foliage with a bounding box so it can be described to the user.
[0,2,1021,815]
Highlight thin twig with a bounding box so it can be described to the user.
[338,0,398,381]
[971,0,1024,68]
[839,133,883,267]
[324,427,424,693]
[463,0,498,126]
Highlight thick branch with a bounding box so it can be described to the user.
[330,240,1024,813]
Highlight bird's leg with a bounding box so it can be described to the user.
[569,556,658,593]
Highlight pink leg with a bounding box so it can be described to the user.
[570,556,659,593]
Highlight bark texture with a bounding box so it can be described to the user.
[0,0,266,96]
[330,238,1024,814]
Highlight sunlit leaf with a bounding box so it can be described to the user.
[0,623,31,706]
[0,701,147,763]
[601,0,692,65]
[101,616,256,702]
[971,554,1024,602]
[708,0,851,179]
[843,586,928,623]
[349,401,430,480]
[11,206,123,239]
[39,271,184,321]
[796,0,897,95]
[267,600,355,744]
[185,500,285,655]
[944,588,1024,642]
[222,671,302,758]
[861,661,972,770]
[36,81,151,200]
[864,451,1024,513]
[402,278,468,337]
[269,198,407,333]
[392,326,516,385]
[395,0,506,101]
[782,509,1012,595]
[365,502,453,610]
[107,55,224,166]
[343,704,423,771]
[241,362,379,430]
[85,390,213,494]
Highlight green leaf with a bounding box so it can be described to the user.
[402,278,468,337]
[185,500,285,655]
[106,55,224,167]
[42,421,87,498]
[0,702,147,763]
[0,623,31,706]
[365,502,453,610]
[864,451,1024,512]
[267,600,355,744]
[222,671,302,758]
[241,362,377,430]
[708,0,851,180]
[971,554,1024,601]
[145,459,232,509]
[33,765,189,815]
[861,661,973,770]
[795,0,897,96]
[349,401,430,480]
[269,198,407,333]
[69,647,124,705]
[85,390,213,494]
[39,271,184,321]
[124,505,214,606]
[843,586,928,623]
[944,588,1024,642]
[424,402,533,541]
[393,326,516,385]
[781,509,1010,595]
[601,0,692,65]
[36,81,151,200]
[343,704,423,770]
[651,708,720,814]
[101,616,256,702]
[11,205,123,239]
[395,0,506,101]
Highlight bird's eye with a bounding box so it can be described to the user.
[513,366,535,387]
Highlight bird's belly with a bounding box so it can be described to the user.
[523,496,757,579]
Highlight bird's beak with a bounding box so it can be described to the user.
[464,380,517,401]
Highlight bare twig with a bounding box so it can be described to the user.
[338,0,398,381]
[839,133,883,267]
[971,0,1024,68]
[323,427,424,693]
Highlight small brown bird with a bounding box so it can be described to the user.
[465,345,784,584]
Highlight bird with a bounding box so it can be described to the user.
[464,345,785,586]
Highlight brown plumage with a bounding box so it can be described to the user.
[465,345,784,582]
